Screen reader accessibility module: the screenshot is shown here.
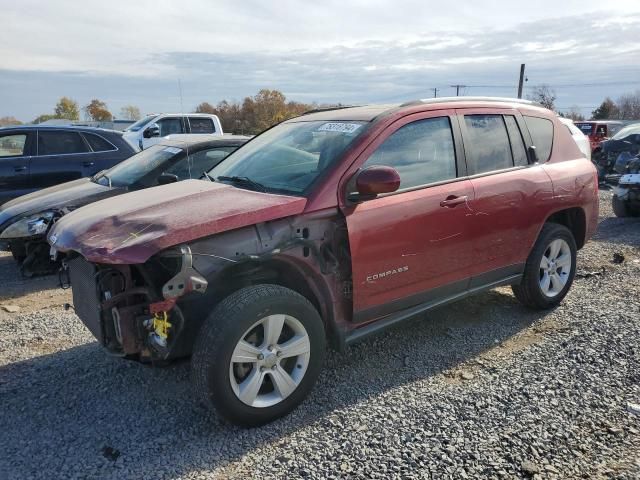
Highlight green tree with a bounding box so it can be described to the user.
[84,99,112,121]
[591,97,618,120]
[54,96,80,120]
[120,105,141,121]
[32,114,56,124]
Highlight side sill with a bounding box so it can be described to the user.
[343,273,522,347]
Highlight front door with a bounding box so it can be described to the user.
[0,131,34,203]
[341,112,475,323]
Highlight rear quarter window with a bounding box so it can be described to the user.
[83,133,116,152]
[524,116,554,162]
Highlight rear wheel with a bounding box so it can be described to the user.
[191,284,325,426]
[512,223,577,309]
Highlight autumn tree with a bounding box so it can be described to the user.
[194,102,216,114]
[528,85,557,110]
[84,99,113,121]
[120,105,141,121]
[0,116,22,127]
[592,97,618,120]
[54,96,80,120]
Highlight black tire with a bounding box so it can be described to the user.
[512,223,577,310]
[191,284,325,427]
[612,195,630,218]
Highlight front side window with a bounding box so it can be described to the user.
[464,115,513,174]
[0,134,27,157]
[363,117,457,189]
[209,120,367,194]
[166,146,238,179]
[38,131,88,155]
[157,118,184,136]
[188,117,216,134]
[523,116,554,162]
[83,133,116,152]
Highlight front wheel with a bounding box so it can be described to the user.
[191,284,325,426]
[612,194,634,218]
[512,223,577,310]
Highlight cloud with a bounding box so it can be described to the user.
[1,8,639,121]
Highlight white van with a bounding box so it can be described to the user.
[122,113,224,150]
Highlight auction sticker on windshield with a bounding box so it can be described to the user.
[317,123,362,134]
[163,147,183,154]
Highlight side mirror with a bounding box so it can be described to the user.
[528,145,539,164]
[143,123,160,138]
[351,166,401,201]
[158,173,179,185]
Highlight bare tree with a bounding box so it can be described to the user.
[528,85,557,110]
[562,106,585,122]
[616,90,640,120]
[120,105,141,121]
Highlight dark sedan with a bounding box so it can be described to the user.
[0,125,138,204]
[0,136,248,275]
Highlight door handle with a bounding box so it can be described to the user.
[13,166,27,172]
[440,195,468,208]
[82,161,95,167]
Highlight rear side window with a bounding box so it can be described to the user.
[524,116,554,162]
[83,133,116,152]
[363,116,457,189]
[0,134,27,157]
[38,131,88,155]
[504,116,528,167]
[463,115,513,174]
[188,117,216,134]
[157,118,184,136]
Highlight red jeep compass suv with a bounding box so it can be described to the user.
[49,97,599,426]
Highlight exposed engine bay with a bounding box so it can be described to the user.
[64,212,353,361]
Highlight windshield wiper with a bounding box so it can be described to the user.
[216,175,267,192]
[202,172,215,182]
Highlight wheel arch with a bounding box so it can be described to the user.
[207,256,341,347]
[543,206,587,249]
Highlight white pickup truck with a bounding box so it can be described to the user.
[123,113,224,150]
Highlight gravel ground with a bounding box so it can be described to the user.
[1,189,639,479]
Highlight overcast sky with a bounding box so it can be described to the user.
[2,0,640,121]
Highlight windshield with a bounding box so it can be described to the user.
[125,115,157,132]
[208,120,367,194]
[612,123,640,140]
[94,145,184,188]
[575,123,593,135]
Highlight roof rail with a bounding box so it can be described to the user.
[400,96,538,107]
[301,105,361,115]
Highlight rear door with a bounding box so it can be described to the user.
[187,116,217,134]
[0,130,34,203]
[81,131,124,172]
[458,109,553,284]
[342,110,475,323]
[31,130,92,189]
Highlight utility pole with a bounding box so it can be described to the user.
[517,63,526,99]
[433,87,438,98]
[450,84,466,96]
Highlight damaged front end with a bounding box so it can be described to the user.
[64,245,208,361]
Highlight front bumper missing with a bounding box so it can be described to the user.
[67,245,207,359]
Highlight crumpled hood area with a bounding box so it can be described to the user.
[49,180,307,264]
